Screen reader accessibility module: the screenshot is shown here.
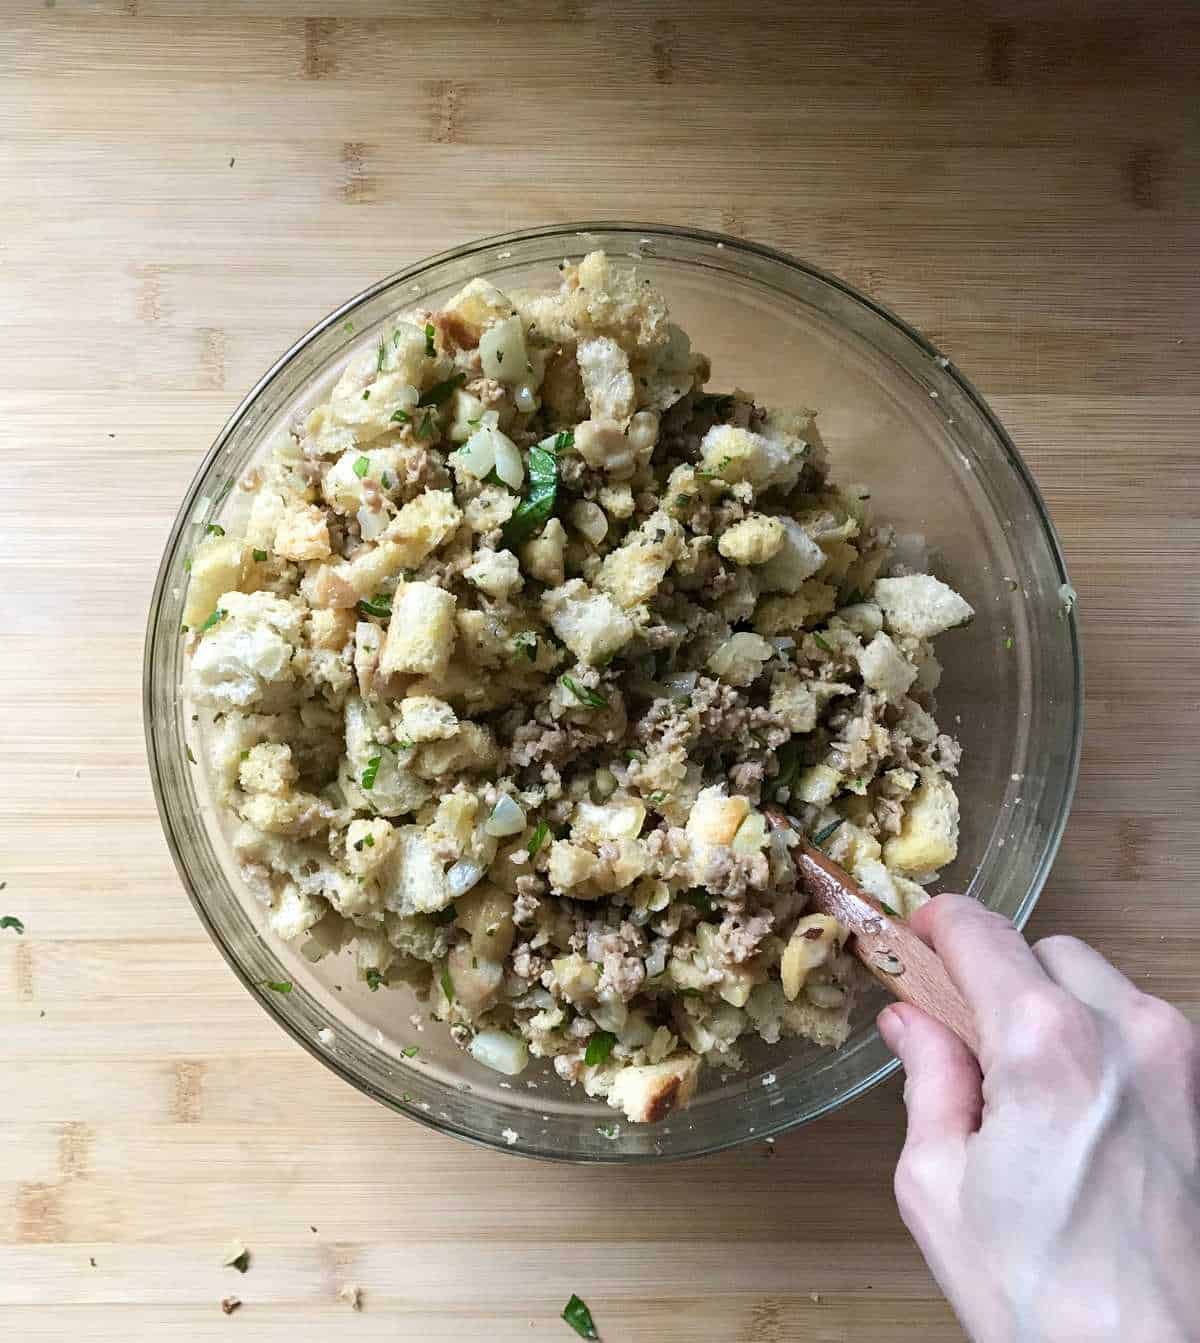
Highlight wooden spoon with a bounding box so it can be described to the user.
[765,808,980,1056]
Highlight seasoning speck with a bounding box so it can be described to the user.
[221,1296,241,1316]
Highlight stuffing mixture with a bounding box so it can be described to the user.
[182,252,973,1124]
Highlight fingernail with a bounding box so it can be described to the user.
[877,1004,907,1052]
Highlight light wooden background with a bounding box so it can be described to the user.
[2,1,1198,1339]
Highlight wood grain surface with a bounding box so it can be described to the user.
[2,2,1198,1339]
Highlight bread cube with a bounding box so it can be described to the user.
[464,547,523,599]
[380,582,457,677]
[883,768,959,875]
[606,1053,701,1123]
[541,579,635,665]
[756,518,826,594]
[857,631,918,703]
[398,694,458,743]
[183,535,248,629]
[873,574,973,638]
[596,510,683,608]
[577,335,635,423]
[718,514,785,566]
[686,787,751,846]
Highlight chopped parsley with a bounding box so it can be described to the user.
[526,819,551,860]
[0,916,25,935]
[402,1091,414,1102]
[466,415,482,427]
[205,523,225,537]
[595,1124,618,1140]
[182,555,191,572]
[812,632,834,655]
[675,494,692,507]
[1004,636,1014,650]
[186,745,197,764]
[811,818,845,848]
[417,372,466,407]
[561,675,608,709]
[878,900,898,918]
[584,1030,617,1067]
[343,320,354,334]
[377,336,387,373]
[352,455,371,478]
[401,1045,420,1058]
[198,607,227,633]
[252,548,268,562]
[390,408,411,424]
[513,630,538,663]
[361,754,382,790]
[365,968,383,992]
[647,791,667,805]
[356,594,391,619]
[561,1293,599,1340]
[416,411,436,439]
[424,322,436,357]
[439,964,455,1002]
[229,1250,250,1274]
[362,389,370,400]
[503,429,569,547]
[264,980,293,994]
[684,889,714,915]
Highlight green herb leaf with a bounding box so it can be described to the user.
[353,455,371,478]
[365,968,383,992]
[362,389,370,400]
[440,964,455,1003]
[584,1031,617,1067]
[205,523,225,537]
[252,548,269,562]
[773,738,800,798]
[647,791,666,805]
[364,834,375,848]
[356,594,392,619]
[401,1045,420,1058]
[467,415,482,427]
[186,744,197,764]
[198,607,227,633]
[878,900,898,918]
[811,818,845,848]
[264,980,293,993]
[502,430,567,548]
[0,915,24,935]
[416,411,436,439]
[377,336,387,373]
[401,1091,414,1102]
[812,632,834,655]
[526,819,550,860]
[561,675,608,709]
[561,1293,599,1340]
[390,408,411,424]
[1004,636,1014,650]
[229,1250,250,1274]
[239,749,250,761]
[182,555,192,572]
[361,754,382,790]
[623,749,644,763]
[343,320,354,334]
[683,889,714,915]
[418,372,466,407]
[513,630,538,663]
[424,322,436,357]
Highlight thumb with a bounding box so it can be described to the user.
[879,1002,983,1146]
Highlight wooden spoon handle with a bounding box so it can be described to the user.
[765,809,980,1056]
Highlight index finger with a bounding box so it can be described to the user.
[909,894,1051,1053]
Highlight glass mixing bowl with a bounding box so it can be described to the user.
[144,223,1081,1161]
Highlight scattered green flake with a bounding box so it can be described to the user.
[561,1293,599,1340]
[503,430,567,548]
[361,754,382,790]
[365,968,383,992]
[356,594,392,619]
[390,408,411,424]
[812,632,834,655]
[198,607,227,633]
[513,630,538,663]
[878,900,898,918]
[401,1045,420,1058]
[205,523,225,537]
[343,320,354,333]
[252,548,268,562]
[584,1031,617,1067]
[561,675,608,709]
[186,744,197,764]
[0,916,24,935]
[377,336,387,373]
[440,965,455,1002]
[353,455,371,478]
[811,818,845,848]
[526,819,551,860]
[264,980,293,993]
[424,322,436,357]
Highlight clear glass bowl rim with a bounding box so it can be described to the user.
[144,221,1083,1162]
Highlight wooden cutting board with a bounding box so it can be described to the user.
[1,2,1197,1339]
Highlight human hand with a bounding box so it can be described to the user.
[878,894,1200,1343]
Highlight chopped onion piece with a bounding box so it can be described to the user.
[469,1029,529,1076]
[490,430,524,489]
[447,428,495,481]
[446,860,485,898]
[484,793,526,837]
